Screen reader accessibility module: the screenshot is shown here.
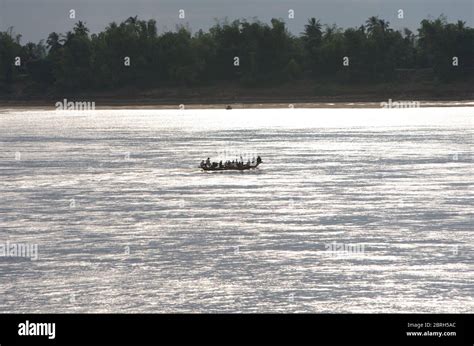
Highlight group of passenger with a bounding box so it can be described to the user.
[200,156,262,169]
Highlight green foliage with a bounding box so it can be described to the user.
[0,15,472,94]
[0,28,22,89]
[417,17,474,81]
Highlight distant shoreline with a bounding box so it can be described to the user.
[2,80,473,110]
[1,98,473,110]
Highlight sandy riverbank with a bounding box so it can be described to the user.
[2,79,473,110]
[0,99,473,110]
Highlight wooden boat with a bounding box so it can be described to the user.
[200,157,262,171]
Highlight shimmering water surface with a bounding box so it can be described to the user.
[0,107,473,313]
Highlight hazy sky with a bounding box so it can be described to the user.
[1,0,473,43]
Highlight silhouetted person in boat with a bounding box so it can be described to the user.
[226,105,232,110]
[219,161,223,168]
[200,160,205,168]
[206,158,211,167]
[257,156,262,164]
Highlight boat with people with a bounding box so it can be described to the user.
[200,156,262,171]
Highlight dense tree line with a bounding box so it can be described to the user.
[0,15,473,95]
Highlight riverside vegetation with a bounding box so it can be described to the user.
[0,15,473,102]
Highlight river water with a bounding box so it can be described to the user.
[0,107,472,313]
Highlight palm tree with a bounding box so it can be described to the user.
[365,16,379,36]
[46,32,63,51]
[456,20,466,31]
[125,16,138,26]
[73,21,89,37]
[366,16,390,37]
[302,18,322,46]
